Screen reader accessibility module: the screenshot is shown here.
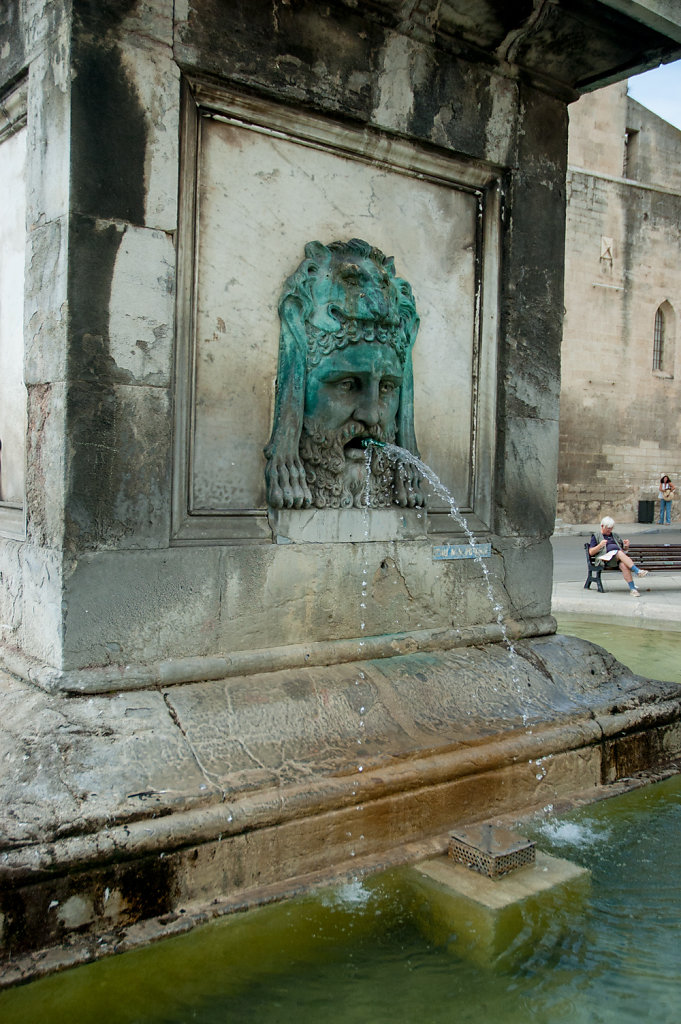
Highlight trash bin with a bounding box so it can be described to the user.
[638,500,655,524]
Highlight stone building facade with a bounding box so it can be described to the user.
[558,81,681,525]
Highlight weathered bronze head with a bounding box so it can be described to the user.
[265,239,424,509]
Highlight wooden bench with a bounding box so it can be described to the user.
[584,543,681,592]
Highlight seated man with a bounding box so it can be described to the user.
[589,516,649,596]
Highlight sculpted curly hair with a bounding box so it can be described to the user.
[278,238,419,368]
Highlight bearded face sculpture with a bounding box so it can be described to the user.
[264,239,424,509]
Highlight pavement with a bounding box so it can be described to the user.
[551,522,681,631]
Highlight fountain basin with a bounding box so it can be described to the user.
[2,774,681,1021]
[1,631,680,984]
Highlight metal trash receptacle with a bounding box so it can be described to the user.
[638,500,655,523]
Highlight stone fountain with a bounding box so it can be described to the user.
[1,0,681,985]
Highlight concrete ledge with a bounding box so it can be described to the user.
[268,506,430,543]
[553,577,681,631]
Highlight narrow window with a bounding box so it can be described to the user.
[623,128,639,178]
[653,306,665,370]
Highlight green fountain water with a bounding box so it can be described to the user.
[555,616,681,685]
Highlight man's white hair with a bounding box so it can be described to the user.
[600,516,615,529]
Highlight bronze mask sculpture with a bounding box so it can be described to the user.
[265,239,424,509]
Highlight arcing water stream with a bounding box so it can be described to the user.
[363,440,527,722]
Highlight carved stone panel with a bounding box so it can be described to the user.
[174,85,500,540]
[0,82,27,531]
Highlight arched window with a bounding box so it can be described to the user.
[653,307,665,370]
[653,301,676,376]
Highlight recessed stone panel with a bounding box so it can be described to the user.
[0,102,27,513]
[192,117,477,510]
[176,88,501,537]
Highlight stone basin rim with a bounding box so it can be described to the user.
[3,692,681,885]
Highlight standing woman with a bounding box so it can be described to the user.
[658,475,675,525]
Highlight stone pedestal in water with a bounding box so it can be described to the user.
[408,848,590,969]
[1,0,681,979]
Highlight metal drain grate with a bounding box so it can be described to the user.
[449,824,536,878]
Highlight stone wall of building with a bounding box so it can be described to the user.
[1,1,680,684]
[559,83,681,525]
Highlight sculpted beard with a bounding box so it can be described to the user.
[300,420,397,508]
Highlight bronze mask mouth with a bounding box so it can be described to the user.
[344,435,372,460]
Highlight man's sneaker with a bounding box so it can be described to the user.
[630,588,640,597]
[638,569,650,578]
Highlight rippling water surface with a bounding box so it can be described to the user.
[3,775,681,1024]
[555,615,681,684]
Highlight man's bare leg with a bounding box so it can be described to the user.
[617,556,633,584]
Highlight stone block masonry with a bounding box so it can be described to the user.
[1,0,681,979]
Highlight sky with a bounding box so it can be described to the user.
[627,59,681,129]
